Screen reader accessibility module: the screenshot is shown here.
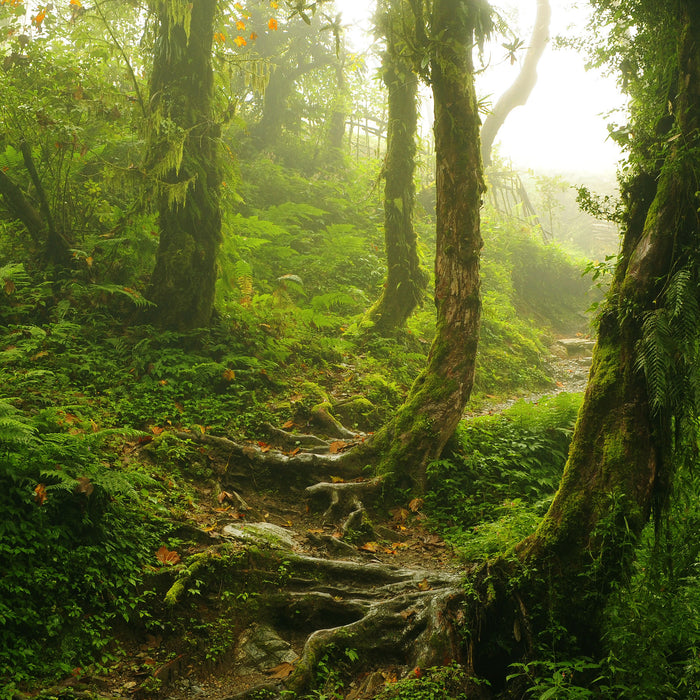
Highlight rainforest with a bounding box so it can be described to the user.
[1,0,700,699]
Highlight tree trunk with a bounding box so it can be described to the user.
[357,0,484,492]
[468,5,700,684]
[144,0,221,331]
[364,0,428,335]
[480,0,551,167]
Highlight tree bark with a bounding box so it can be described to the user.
[468,4,700,679]
[144,0,222,331]
[364,0,428,335]
[357,0,484,492]
[480,0,551,167]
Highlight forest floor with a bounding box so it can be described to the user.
[47,339,593,700]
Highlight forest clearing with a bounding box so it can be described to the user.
[1,0,700,699]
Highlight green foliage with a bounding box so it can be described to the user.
[425,393,583,557]
[0,397,165,686]
[599,464,700,698]
[375,663,479,700]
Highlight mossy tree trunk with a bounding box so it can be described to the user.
[144,0,221,331]
[470,5,700,680]
[364,0,427,334]
[357,0,485,492]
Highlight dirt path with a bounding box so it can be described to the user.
[468,337,593,417]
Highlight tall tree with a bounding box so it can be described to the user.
[351,0,490,491]
[480,0,551,167]
[363,0,428,335]
[144,0,221,330]
[466,0,700,681]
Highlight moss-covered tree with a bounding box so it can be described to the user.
[363,0,428,334]
[144,0,221,330]
[351,0,490,491]
[466,0,700,685]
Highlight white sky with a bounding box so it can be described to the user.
[338,0,626,177]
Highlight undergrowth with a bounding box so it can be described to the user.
[426,393,583,558]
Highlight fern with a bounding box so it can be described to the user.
[0,401,37,452]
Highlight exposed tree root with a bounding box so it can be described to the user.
[305,477,383,535]
[172,429,370,487]
[249,553,467,696]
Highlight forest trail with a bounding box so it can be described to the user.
[70,341,592,700]
[468,336,594,417]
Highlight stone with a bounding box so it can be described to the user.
[235,624,299,673]
[222,522,297,550]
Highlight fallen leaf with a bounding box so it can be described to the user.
[409,497,424,513]
[282,420,295,429]
[266,661,294,679]
[222,369,235,381]
[150,425,164,436]
[391,507,409,523]
[34,483,47,506]
[288,447,301,456]
[400,609,417,620]
[329,440,347,454]
[417,578,431,591]
[257,441,271,453]
[156,546,180,566]
[359,541,379,552]
[330,476,345,483]
[218,491,233,504]
[307,528,324,535]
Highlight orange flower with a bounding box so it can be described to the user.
[213,32,226,43]
[33,8,46,24]
[236,19,245,30]
[234,35,247,47]
[270,1,278,7]
[268,17,278,30]
[249,31,258,41]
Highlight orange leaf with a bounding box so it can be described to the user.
[156,546,180,566]
[222,369,236,381]
[359,541,379,552]
[257,441,271,453]
[266,661,294,679]
[282,420,295,429]
[329,440,347,454]
[150,425,164,436]
[307,528,324,535]
[268,17,278,30]
[34,483,47,506]
[218,490,233,504]
[33,8,46,25]
[330,476,345,483]
[288,447,300,456]
[417,578,432,591]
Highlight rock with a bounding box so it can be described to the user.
[235,624,299,673]
[222,522,298,550]
[557,338,595,356]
